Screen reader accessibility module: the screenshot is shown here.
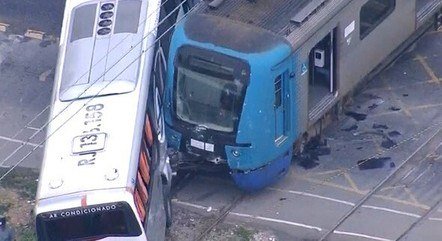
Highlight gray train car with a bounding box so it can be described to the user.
[164,0,442,190]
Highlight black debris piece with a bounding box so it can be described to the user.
[363,93,381,100]
[296,136,330,170]
[345,111,367,121]
[389,106,401,111]
[39,40,51,48]
[357,157,392,170]
[390,162,396,168]
[279,197,287,201]
[381,137,397,149]
[403,94,409,97]
[356,147,363,150]
[373,123,389,129]
[388,131,401,137]
[368,103,379,110]
[341,124,358,132]
[298,158,319,169]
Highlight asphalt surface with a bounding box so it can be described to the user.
[0,0,65,35]
[0,2,441,241]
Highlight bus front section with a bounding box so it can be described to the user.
[164,14,295,191]
[36,198,145,241]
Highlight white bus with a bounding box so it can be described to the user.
[34,0,178,240]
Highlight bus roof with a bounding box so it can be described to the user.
[36,0,156,201]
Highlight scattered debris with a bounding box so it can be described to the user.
[388,130,401,137]
[279,197,287,201]
[373,123,389,130]
[39,40,51,47]
[368,103,379,110]
[341,124,358,132]
[297,136,330,170]
[389,106,401,111]
[38,69,53,82]
[345,111,367,121]
[363,93,381,100]
[357,157,392,170]
[298,157,319,169]
[381,137,397,149]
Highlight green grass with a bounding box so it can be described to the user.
[0,202,12,215]
[234,226,254,241]
[17,225,37,241]
[0,167,39,199]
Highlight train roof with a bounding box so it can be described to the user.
[192,0,351,49]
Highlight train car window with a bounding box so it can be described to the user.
[114,0,142,34]
[70,4,97,42]
[274,75,282,108]
[360,0,395,39]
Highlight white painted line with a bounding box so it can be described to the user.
[334,230,394,241]
[230,212,323,232]
[26,126,41,131]
[361,205,421,218]
[428,217,442,221]
[0,135,41,148]
[269,188,424,219]
[172,199,214,211]
[173,199,323,232]
[269,187,356,206]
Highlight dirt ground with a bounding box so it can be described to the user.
[166,205,279,241]
[0,167,39,241]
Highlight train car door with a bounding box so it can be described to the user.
[308,28,337,111]
[274,71,290,144]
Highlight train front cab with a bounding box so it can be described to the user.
[164,15,299,191]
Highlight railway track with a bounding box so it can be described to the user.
[194,193,245,241]
[319,127,442,241]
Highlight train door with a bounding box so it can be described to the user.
[274,71,290,144]
[308,28,337,111]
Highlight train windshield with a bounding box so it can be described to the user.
[36,202,142,241]
[175,56,247,132]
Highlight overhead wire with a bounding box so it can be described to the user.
[0,0,202,181]
[0,0,176,160]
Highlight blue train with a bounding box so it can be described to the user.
[164,0,442,191]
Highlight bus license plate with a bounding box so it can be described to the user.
[72,133,107,154]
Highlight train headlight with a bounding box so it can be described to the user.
[231,149,241,157]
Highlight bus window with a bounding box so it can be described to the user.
[36,202,141,241]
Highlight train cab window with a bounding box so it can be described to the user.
[70,4,97,42]
[274,75,282,108]
[360,0,395,39]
